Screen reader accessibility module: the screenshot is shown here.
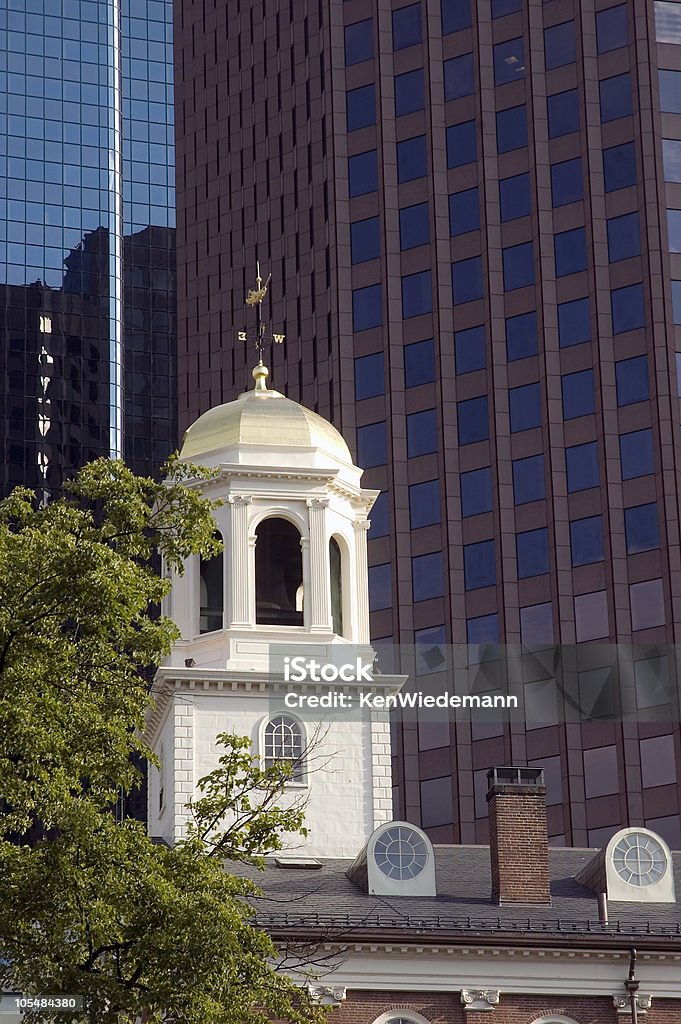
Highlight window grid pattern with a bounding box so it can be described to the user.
[264,716,304,781]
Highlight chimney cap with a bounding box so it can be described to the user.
[486,766,545,789]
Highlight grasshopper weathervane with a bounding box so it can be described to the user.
[237,262,285,373]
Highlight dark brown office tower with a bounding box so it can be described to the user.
[175,0,681,848]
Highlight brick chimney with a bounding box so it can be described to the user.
[486,766,551,905]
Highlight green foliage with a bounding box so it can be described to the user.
[0,460,325,1024]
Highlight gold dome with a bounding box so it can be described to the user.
[180,382,352,464]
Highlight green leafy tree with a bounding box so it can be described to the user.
[0,459,326,1024]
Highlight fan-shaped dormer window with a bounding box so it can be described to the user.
[330,536,343,636]
[346,820,437,896]
[263,715,305,781]
[256,518,303,626]
[199,531,223,633]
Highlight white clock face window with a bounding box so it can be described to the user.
[374,825,429,880]
[612,831,667,887]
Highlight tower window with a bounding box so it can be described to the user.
[199,531,223,634]
[264,716,304,781]
[255,518,303,627]
[330,537,344,637]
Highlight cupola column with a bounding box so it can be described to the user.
[228,494,253,628]
[306,498,332,632]
[353,518,371,644]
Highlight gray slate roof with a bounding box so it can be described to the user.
[238,846,681,945]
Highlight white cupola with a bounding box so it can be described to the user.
[146,360,405,858]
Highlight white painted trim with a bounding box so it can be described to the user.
[302,948,681,999]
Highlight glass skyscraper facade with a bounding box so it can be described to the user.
[0,0,176,500]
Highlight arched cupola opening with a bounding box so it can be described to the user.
[199,531,224,634]
[255,517,304,627]
[330,536,344,637]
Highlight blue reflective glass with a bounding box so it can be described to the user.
[400,202,430,249]
[347,84,376,131]
[395,68,425,116]
[600,73,633,122]
[554,226,587,277]
[455,324,486,374]
[461,466,493,517]
[369,563,392,610]
[405,339,436,387]
[664,139,681,183]
[407,408,438,456]
[402,270,432,318]
[616,355,649,406]
[562,369,595,419]
[513,454,545,505]
[603,141,636,192]
[623,502,660,556]
[369,492,390,537]
[355,352,385,400]
[668,209,681,252]
[410,480,441,528]
[547,89,580,138]
[449,187,480,235]
[413,551,444,601]
[597,4,628,52]
[620,429,654,480]
[545,21,576,69]
[398,135,427,182]
[494,38,525,85]
[611,283,645,334]
[503,241,535,291]
[349,150,378,196]
[499,172,531,221]
[442,0,472,33]
[444,52,474,100]
[551,157,583,206]
[352,283,383,330]
[458,395,489,445]
[446,120,477,167]
[357,421,387,467]
[659,70,681,114]
[345,19,374,65]
[496,104,527,153]
[351,217,380,263]
[464,539,496,590]
[492,0,521,16]
[452,256,484,304]
[506,310,538,361]
[393,3,422,50]
[517,528,549,579]
[566,442,600,492]
[510,382,541,432]
[673,281,681,324]
[607,212,640,262]
[467,613,500,651]
[558,296,591,347]
[570,516,604,566]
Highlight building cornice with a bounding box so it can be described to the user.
[283,942,681,999]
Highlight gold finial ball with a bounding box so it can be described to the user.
[252,361,269,390]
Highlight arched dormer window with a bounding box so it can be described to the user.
[263,715,305,782]
[199,531,224,634]
[255,517,303,626]
[330,536,343,636]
